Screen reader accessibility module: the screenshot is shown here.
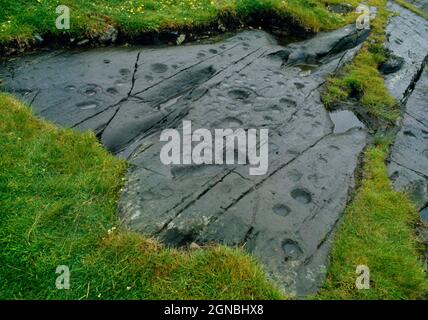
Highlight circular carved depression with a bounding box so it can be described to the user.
[106,87,119,95]
[219,117,244,128]
[65,85,76,91]
[273,204,291,217]
[79,84,102,97]
[119,68,131,76]
[282,239,303,261]
[76,101,98,110]
[291,188,312,204]
[294,82,305,89]
[84,89,97,96]
[227,88,252,101]
[150,63,168,73]
[279,98,297,108]
[288,169,303,182]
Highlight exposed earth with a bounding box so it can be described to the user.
[1,2,427,296]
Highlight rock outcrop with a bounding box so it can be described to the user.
[385,3,428,213]
[407,0,428,13]
[0,25,369,296]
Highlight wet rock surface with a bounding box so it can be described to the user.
[389,70,428,227]
[329,110,365,134]
[380,53,405,75]
[385,3,428,213]
[384,2,428,101]
[385,3,428,269]
[0,25,369,296]
[389,67,428,210]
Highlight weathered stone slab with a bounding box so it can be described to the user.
[407,0,428,13]
[384,2,428,101]
[0,25,369,296]
[0,49,139,131]
[389,67,428,210]
[385,3,428,212]
[117,27,368,296]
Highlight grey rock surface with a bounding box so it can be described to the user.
[389,67,428,210]
[407,0,428,13]
[384,2,428,101]
[385,3,428,211]
[0,25,369,296]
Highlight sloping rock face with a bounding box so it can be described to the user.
[389,67,428,210]
[385,3,428,212]
[0,25,369,296]
[407,0,428,13]
[384,2,428,101]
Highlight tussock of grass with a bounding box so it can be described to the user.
[321,0,399,123]
[323,47,398,122]
[0,0,356,47]
[318,142,427,299]
[0,93,282,300]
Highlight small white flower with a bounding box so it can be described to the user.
[107,226,117,234]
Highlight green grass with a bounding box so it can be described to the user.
[395,0,428,20]
[0,0,357,47]
[317,141,427,299]
[318,0,427,299]
[321,0,399,123]
[0,93,283,299]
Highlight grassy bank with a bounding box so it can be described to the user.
[0,0,356,48]
[0,93,282,299]
[321,0,398,123]
[319,0,428,299]
[317,141,427,299]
